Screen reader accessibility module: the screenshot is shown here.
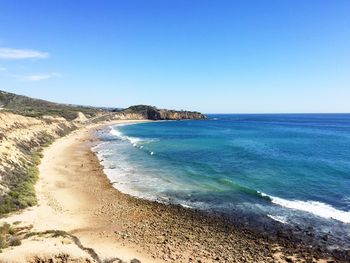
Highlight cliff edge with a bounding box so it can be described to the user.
[115,105,206,120]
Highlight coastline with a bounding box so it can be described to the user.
[1,120,345,262]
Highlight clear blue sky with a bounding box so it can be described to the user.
[0,0,349,113]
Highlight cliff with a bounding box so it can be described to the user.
[0,91,207,121]
[0,91,206,215]
[0,111,78,214]
[0,91,110,214]
[116,105,207,120]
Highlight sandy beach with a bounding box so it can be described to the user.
[2,1,350,262]
[0,120,342,262]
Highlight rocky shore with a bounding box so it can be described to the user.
[1,120,348,262]
[88,129,348,262]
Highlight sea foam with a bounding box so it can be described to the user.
[260,192,350,224]
[110,126,142,145]
[267,214,288,224]
[109,125,157,147]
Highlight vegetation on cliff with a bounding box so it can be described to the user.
[0,90,207,121]
[0,113,76,215]
[0,90,105,121]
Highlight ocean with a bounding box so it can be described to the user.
[93,114,350,248]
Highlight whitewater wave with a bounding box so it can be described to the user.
[110,126,143,145]
[91,141,109,152]
[109,125,159,148]
[267,214,288,224]
[259,192,350,224]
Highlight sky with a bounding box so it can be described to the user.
[0,0,349,113]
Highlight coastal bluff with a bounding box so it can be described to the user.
[114,105,207,120]
[0,90,207,262]
[0,90,206,215]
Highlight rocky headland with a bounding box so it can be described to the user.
[115,105,206,120]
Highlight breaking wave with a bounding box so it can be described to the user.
[259,192,350,224]
[110,126,142,145]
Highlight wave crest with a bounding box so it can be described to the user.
[110,126,142,145]
[260,192,350,224]
[109,125,158,148]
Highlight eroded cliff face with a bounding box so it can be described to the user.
[113,112,147,120]
[158,109,206,120]
[116,105,207,120]
[0,111,79,213]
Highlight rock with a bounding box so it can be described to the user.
[117,105,207,120]
[322,234,329,241]
[130,259,141,263]
[285,256,294,262]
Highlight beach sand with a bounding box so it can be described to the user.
[0,120,339,262]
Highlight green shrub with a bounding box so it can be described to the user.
[0,151,40,214]
[0,223,22,249]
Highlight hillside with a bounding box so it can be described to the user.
[0,90,206,215]
[0,90,106,121]
[0,112,76,214]
[0,90,206,121]
[0,91,104,215]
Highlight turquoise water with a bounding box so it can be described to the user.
[94,114,350,247]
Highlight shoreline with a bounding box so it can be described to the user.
[1,120,347,262]
[92,123,350,262]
